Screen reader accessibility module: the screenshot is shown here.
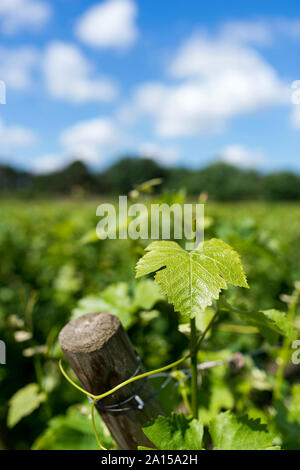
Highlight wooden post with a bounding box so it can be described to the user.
[59,312,163,450]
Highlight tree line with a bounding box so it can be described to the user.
[0,157,300,200]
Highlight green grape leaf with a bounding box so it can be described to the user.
[8,383,46,428]
[136,239,248,318]
[236,308,295,343]
[210,411,278,450]
[140,413,203,450]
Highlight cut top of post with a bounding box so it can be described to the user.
[59,312,121,354]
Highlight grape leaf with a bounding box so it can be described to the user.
[236,308,295,343]
[140,413,203,450]
[8,383,46,428]
[210,411,278,450]
[136,239,248,319]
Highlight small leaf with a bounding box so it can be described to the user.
[71,283,133,328]
[8,383,46,428]
[133,279,164,310]
[80,229,99,244]
[136,178,163,193]
[136,239,248,319]
[210,411,278,450]
[236,309,295,343]
[141,413,203,450]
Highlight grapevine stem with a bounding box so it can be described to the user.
[189,311,219,419]
[190,317,198,419]
[91,398,107,450]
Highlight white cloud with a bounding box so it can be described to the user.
[276,18,300,38]
[32,154,64,174]
[0,0,51,35]
[123,32,288,138]
[220,17,300,43]
[60,117,118,163]
[32,116,125,173]
[220,20,272,45]
[0,46,38,89]
[169,32,281,80]
[220,144,264,168]
[75,0,138,49]
[291,105,300,129]
[0,119,37,151]
[43,41,118,103]
[138,142,180,166]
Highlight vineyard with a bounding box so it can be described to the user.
[0,194,300,450]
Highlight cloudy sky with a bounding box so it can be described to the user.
[0,0,300,173]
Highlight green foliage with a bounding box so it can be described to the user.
[71,282,133,328]
[141,411,279,450]
[289,384,300,421]
[167,162,263,201]
[210,411,278,450]
[140,413,203,450]
[72,280,163,328]
[7,383,46,428]
[136,239,248,318]
[34,161,97,195]
[235,308,295,343]
[32,404,114,450]
[274,384,300,448]
[198,373,235,424]
[101,157,168,194]
[132,279,164,310]
[263,172,300,201]
[2,158,300,200]
[0,197,300,450]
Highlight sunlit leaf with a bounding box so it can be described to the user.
[236,308,295,343]
[136,239,248,319]
[140,413,203,450]
[210,411,278,450]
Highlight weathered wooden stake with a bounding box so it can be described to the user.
[59,312,163,450]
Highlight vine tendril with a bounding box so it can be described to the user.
[58,354,189,450]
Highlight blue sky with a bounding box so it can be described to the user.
[0,0,300,173]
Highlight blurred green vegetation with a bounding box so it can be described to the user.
[0,195,300,449]
[1,157,300,200]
